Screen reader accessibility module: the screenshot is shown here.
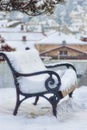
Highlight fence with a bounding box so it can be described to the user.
[0,60,87,88]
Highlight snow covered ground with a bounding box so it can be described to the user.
[0,86,87,130]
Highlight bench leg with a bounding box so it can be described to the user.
[69,91,73,98]
[33,96,39,105]
[52,102,57,117]
[13,101,20,115]
[49,95,60,117]
[13,93,21,115]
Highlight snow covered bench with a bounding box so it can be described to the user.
[0,49,77,117]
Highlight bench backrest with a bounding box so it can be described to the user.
[4,49,46,73]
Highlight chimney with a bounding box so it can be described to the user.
[22,36,27,42]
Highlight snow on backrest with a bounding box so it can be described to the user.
[4,49,46,73]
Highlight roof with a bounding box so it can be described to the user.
[0,28,46,50]
[38,32,87,44]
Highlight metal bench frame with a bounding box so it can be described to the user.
[0,52,77,117]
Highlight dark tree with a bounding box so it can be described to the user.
[0,0,65,16]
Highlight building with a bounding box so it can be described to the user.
[0,26,46,50]
[36,32,87,60]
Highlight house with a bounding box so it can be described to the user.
[81,34,87,42]
[0,34,15,61]
[35,32,87,60]
[36,44,87,60]
[0,27,46,50]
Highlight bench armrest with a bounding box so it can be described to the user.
[15,70,61,92]
[45,62,76,72]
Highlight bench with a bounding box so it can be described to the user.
[0,48,77,117]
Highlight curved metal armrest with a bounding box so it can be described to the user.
[15,70,61,92]
[15,70,60,79]
[45,62,76,72]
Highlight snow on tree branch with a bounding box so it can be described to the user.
[0,0,65,16]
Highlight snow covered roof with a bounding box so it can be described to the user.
[1,32,45,41]
[81,34,87,38]
[37,32,87,44]
[6,20,22,27]
[0,20,8,27]
[0,28,46,50]
[0,27,87,51]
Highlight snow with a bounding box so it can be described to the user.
[3,49,77,94]
[6,20,22,27]
[0,29,46,50]
[0,20,8,27]
[4,49,46,73]
[0,44,86,130]
[60,68,77,91]
[38,32,87,44]
[0,86,87,130]
[0,20,87,130]
[0,25,87,51]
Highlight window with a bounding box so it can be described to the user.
[59,50,68,56]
